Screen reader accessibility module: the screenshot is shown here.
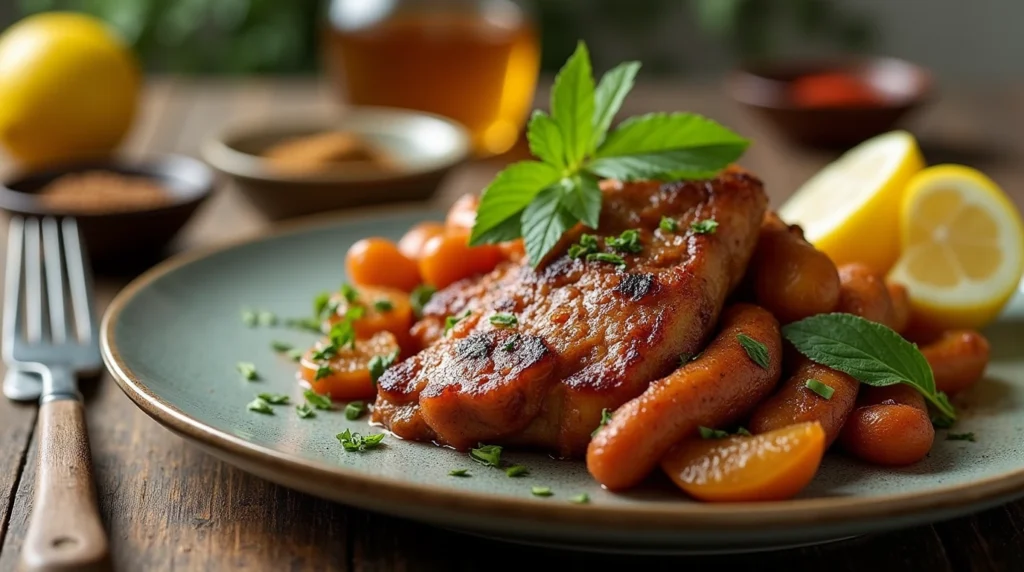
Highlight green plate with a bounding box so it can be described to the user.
[101,207,1024,553]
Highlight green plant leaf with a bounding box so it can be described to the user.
[469,161,561,245]
[589,113,748,180]
[527,110,565,169]
[521,185,577,267]
[560,173,602,229]
[591,61,640,150]
[550,41,595,168]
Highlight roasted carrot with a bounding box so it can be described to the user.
[835,263,896,327]
[921,330,990,395]
[839,384,935,466]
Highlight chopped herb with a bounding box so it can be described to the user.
[315,365,334,380]
[374,299,394,312]
[591,408,613,436]
[736,427,752,436]
[242,309,258,327]
[606,229,643,254]
[932,414,956,429]
[237,362,258,381]
[449,469,470,477]
[247,398,273,414]
[470,444,503,467]
[568,233,600,259]
[285,316,322,334]
[444,309,472,335]
[505,465,529,478]
[699,426,730,439]
[340,283,359,303]
[946,432,976,442]
[304,388,332,410]
[737,334,770,370]
[805,379,835,400]
[257,311,277,326]
[257,392,290,405]
[295,403,315,419]
[410,285,437,318]
[271,340,293,353]
[531,486,553,497]
[287,349,304,362]
[659,216,678,233]
[569,493,590,504]
[345,306,365,321]
[328,320,356,350]
[311,344,338,362]
[585,252,626,268]
[313,292,331,319]
[337,429,385,452]
[345,401,367,420]
[369,349,400,385]
[489,313,518,327]
[502,334,520,352]
[691,219,719,234]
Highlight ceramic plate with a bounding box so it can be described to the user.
[102,208,1024,553]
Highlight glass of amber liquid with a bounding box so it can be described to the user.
[324,0,540,157]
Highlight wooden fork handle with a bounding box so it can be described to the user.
[20,399,110,572]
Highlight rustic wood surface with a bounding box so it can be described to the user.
[1,77,1023,571]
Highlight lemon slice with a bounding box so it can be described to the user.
[778,130,924,275]
[888,165,1024,330]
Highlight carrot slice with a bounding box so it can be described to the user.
[661,421,825,502]
[300,331,399,401]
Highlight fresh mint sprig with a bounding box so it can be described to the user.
[469,41,749,267]
[782,313,956,425]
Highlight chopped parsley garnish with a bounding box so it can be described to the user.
[606,229,642,254]
[505,465,529,478]
[257,311,277,326]
[313,292,332,319]
[374,299,394,312]
[585,252,626,268]
[591,408,613,436]
[295,403,315,419]
[345,401,367,420]
[502,334,520,352]
[410,284,437,318]
[236,362,258,381]
[444,309,472,335]
[737,334,770,370]
[369,349,400,385]
[489,313,518,327]
[736,427,752,436]
[314,365,334,381]
[470,444,503,467]
[284,316,322,334]
[271,341,293,353]
[328,320,356,350]
[569,493,590,504]
[946,432,976,442]
[659,217,678,233]
[337,429,385,452]
[311,344,337,362]
[340,283,359,303]
[449,469,470,477]
[345,306,365,321]
[531,486,553,497]
[287,349,304,362]
[805,379,834,400]
[242,309,258,327]
[247,398,273,414]
[257,392,289,405]
[691,219,719,234]
[698,426,730,439]
[304,388,332,410]
[568,233,599,259]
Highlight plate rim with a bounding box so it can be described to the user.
[101,205,1024,533]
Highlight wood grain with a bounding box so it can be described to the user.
[0,77,1022,571]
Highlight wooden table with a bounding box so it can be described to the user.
[1,78,1023,571]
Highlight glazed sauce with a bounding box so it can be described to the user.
[324,8,540,156]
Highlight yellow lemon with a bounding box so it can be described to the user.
[0,12,140,167]
[888,165,1024,331]
[778,130,925,275]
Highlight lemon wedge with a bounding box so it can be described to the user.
[778,130,924,275]
[888,165,1024,330]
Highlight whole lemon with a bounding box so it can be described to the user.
[0,12,140,167]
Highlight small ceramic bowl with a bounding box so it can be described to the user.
[727,56,933,148]
[0,155,214,269]
[201,106,471,221]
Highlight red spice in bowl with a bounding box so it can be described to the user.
[790,72,887,108]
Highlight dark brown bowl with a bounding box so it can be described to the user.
[0,155,214,269]
[201,107,471,221]
[727,56,933,148]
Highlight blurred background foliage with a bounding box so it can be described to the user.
[16,0,875,75]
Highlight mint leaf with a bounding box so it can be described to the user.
[521,185,577,267]
[588,113,749,181]
[561,173,602,229]
[550,41,595,168]
[527,110,565,168]
[591,61,640,150]
[469,161,561,246]
[783,313,955,422]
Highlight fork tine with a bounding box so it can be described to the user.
[41,218,67,344]
[61,218,94,342]
[3,217,25,359]
[23,218,43,343]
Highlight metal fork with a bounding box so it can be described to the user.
[3,217,110,571]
